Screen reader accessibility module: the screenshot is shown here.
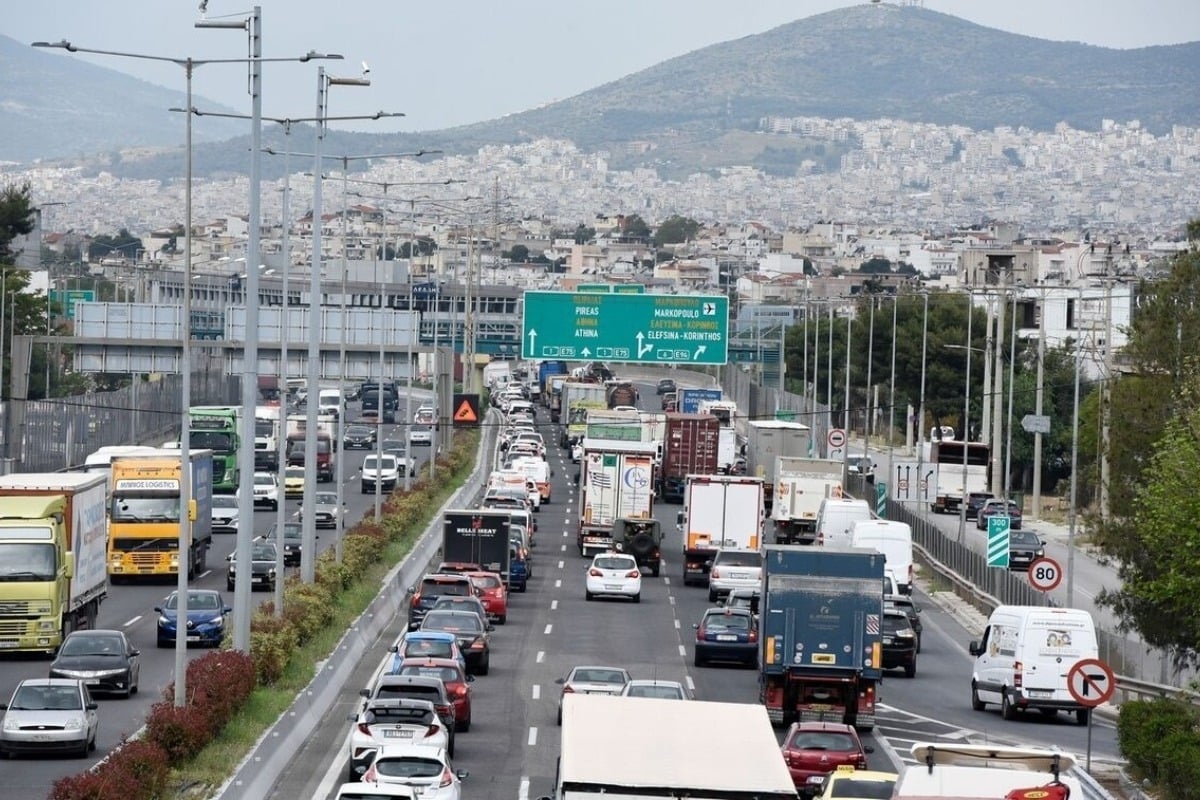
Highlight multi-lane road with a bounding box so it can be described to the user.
[0,395,438,800]
[261,380,1122,800]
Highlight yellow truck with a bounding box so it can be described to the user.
[0,473,109,654]
[107,449,214,582]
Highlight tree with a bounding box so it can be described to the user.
[506,244,529,262]
[653,215,700,247]
[1097,362,1200,667]
[572,225,595,245]
[620,214,651,242]
[0,183,35,263]
[858,257,892,274]
[87,229,143,261]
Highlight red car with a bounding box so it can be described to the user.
[780,721,873,796]
[393,657,475,732]
[465,571,509,624]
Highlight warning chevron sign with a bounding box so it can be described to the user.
[452,394,481,427]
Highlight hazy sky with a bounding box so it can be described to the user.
[6,1,1198,134]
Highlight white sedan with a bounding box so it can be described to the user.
[585,552,642,603]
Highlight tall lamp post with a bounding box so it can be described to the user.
[32,30,342,701]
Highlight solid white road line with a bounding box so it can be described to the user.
[123,615,141,627]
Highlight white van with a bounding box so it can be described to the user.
[815,497,872,548]
[850,519,914,595]
[318,388,343,418]
[968,605,1100,724]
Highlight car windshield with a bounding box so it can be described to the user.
[315,493,338,505]
[705,612,750,631]
[11,684,82,711]
[628,685,683,699]
[164,592,221,610]
[60,633,124,656]
[715,551,762,568]
[267,523,302,541]
[286,467,305,480]
[374,683,441,702]
[828,778,895,799]
[347,426,371,435]
[420,579,470,597]
[424,612,482,632]
[571,668,626,684]
[403,639,454,660]
[1011,531,1039,545]
[254,474,274,485]
[252,543,277,561]
[469,574,502,590]
[364,456,397,470]
[213,496,238,509]
[594,556,635,570]
[373,756,444,779]
[788,731,859,751]
[398,664,461,683]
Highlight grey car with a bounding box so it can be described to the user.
[227,540,279,591]
[307,491,342,529]
[0,678,99,757]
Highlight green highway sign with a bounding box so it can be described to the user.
[576,284,612,293]
[521,290,729,365]
[613,284,645,294]
[49,289,96,320]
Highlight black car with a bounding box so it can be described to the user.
[343,424,377,449]
[965,491,995,520]
[656,378,677,395]
[1006,529,1046,572]
[419,609,493,675]
[260,522,306,567]
[885,594,923,653]
[49,630,140,698]
[880,608,917,677]
[227,540,279,592]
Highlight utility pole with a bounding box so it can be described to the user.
[1099,246,1113,522]
[1032,288,1046,519]
[990,273,1007,497]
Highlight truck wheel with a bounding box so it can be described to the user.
[904,661,916,678]
[970,682,986,711]
[1001,690,1017,720]
[651,563,660,578]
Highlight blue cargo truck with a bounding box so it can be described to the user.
[758,545,885,731]
[678,387,722,414]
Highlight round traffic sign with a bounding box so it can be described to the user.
[828,428,846,449]
[1027,557,1063,592]
[898,479,909,492]
[1067,658,1116,707]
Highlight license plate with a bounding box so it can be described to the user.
[1026,689,1053,698]
[605,584,622,590]
[882,637,893,644]
[716,634,738,642]
[384,729,414,738]
[187,635,202,642]
[85,680,101,686]
[0,641,17,649]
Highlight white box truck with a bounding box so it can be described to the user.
[678,474,764,585]
[576,439,658,557]
[772,456,845,545]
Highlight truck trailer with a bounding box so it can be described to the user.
[577,439,658,557]
[658,413,720,503]
[745,420,813,516]
[677,474,764,586]
[0,473,109,653]
[759,545,885,731]
[546,694,797,800]
[772,457,845,545]
[442,509,512,585]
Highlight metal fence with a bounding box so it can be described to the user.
[13,359,238,473]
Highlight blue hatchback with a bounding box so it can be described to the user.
[155,589,232,648]
[388,631,466,673]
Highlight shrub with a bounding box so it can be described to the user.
[249,608,299,685]
[184,650,256,731]
[281,578,335,644]
[1117,698,1200,793]
[144,700,213,762]
[104,739,171,797]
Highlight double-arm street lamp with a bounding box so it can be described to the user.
[33,17,343,692]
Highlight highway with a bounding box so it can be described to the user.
[260,379,1122,800]
[0,395,438,800]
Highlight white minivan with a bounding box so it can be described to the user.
[850,519,914,595]
[968,605,1100,725]
[815,497,872,548]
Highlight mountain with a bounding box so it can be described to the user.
[6,5,1199,175]
[0,34,243,164]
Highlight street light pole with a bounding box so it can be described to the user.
[1067,286,1084,607]
[1032,289,1047,519]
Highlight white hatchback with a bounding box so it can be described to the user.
[361,742,468,800]
[585,552,642,603]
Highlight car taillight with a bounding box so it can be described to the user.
[1013,660,1024,688]
[626,570,640,578]
[562,685,575,694]
[857,754,869,769]
[438,704,452,718]
[710,567,721,579]
[749,628,758,643]
[425,723,441,738]
[696,626,705,641]
[411,593,422,606]
[362,764,377,783]
[589,568,603,577]
[455,685,469,697]
[357,723,372,736]
[439,766,454,788]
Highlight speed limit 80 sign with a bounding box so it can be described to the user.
[1027,556,1063,592]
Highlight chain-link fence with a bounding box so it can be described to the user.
[13,363,238,473]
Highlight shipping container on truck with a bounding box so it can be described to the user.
[107,449,214,582]
[0,473,109,653]
[442,509,512,584]
[745,420,813,516]
[759,545,885,731]
[677,475,764,585]
[604,381,639,409]
[577,440,658,557]
[637,410,667,464]
[540,361,568,415]
[658,413,720,503]
[772,457,845,545]
[550,694,798,800]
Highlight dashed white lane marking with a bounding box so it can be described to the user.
[668,596,676,606]
[544,624,553,635]
[532,685,541,700]
[663,577,671,585]
[560,544,566,552]
[123,615,141,627]
[557,560,564,569]
[519,777,530,800]
[536,651,545,663]
[685,675,696,692]
[677,644,687,657]
[550,600,558,611]
[554,579,562,588]
[674,619,680,629]
[527,727,538,746]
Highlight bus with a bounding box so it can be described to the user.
[189,406,241,493]
[927,440,991,514]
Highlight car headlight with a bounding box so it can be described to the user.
[64,717,84,731]
[206,615,225,626]
[3,717,18,731]
[268,568,277,577]
[159,615,172,626]
[897,628,915,638]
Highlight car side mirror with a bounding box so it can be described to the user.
[864,745,875,754]
[467,674,476,683]
[86,702,98,711]
[224,606,233,615]
[457,770,469,780]
[692,623,700,629]
[486,624,495,632]
[407,586,415,595]
[554,677,565,685]
[153,607,162,613]
[388,645,399,653]
[1039,538,1047,546]
[968,640,982,656]
[130,649,141,657]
